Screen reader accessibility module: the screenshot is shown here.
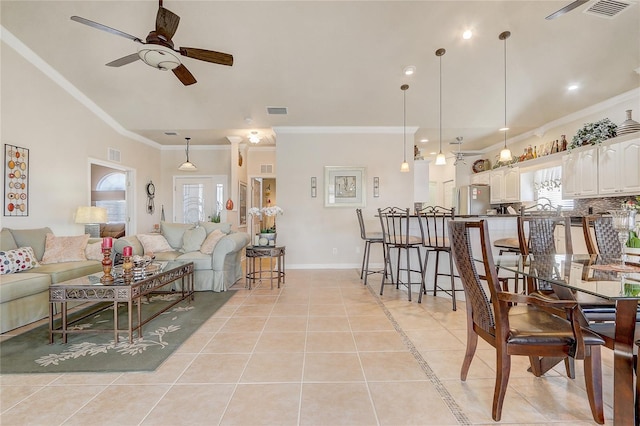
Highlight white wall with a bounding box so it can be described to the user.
[276,130,414,268]
[1,43,161,235]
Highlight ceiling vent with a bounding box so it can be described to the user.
[267,106,288,115]
[583,0,633,18]
[108,147,121,163]
[260,164,274,174]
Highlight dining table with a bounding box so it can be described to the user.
[495,253,639,426]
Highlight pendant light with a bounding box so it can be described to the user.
[178,137,198,171]
[435,48,447,166]
[498,31,513,162]
[400,84,410,173]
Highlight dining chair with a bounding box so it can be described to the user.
[378,207,425,302]
[356,208,386,285]
[582,214,622,256]
[416,205,461,310]
[449,220,605,424]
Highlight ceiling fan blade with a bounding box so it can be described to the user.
[173,64,197,86]
[106,53,141,67]
[70,16,143,43]
[156,6,180,41]
[545,0,589,20]
[178,47,234,66]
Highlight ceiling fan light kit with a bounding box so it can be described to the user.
[137,44,181,70]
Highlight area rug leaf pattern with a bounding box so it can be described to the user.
[0,291,234,374]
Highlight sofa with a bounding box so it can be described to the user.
[0,227,103,333]
[113,221,250,293]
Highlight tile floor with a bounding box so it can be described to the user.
[0,269,615,425]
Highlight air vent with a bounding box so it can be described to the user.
[164,131,178,136]
[260,164,274,174]
[583,0,633,18]
[108,148,121,163]
[266,106,288,115]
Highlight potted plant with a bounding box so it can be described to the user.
[569,118,617,150]
[248,206,283,246]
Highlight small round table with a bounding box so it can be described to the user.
[245,245,286,290]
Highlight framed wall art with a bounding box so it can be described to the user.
[4,144,29,216]
[324,166,366,208]
[239,181,247,226]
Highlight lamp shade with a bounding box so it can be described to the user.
[178,161,198,171]
[75,206,107,224]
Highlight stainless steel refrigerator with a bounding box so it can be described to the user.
[455,184,491,215]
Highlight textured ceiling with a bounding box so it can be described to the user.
[2,0,639,154]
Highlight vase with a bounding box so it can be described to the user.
[617,109,640,136]
[257,232,276,246]
[225,198,234,210]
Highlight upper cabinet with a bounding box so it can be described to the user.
[598,138,640,195]
[562,146,598,198]
[490,166,520,203]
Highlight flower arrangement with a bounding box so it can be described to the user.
[569,118,617,150]
[248,206,284,233]
[208,202,223,223]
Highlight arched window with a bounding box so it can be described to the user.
[95,172,126,223]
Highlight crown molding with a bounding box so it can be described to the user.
[273,126,419,135]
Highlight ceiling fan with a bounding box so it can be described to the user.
[70,0,233,86]
[450,137,483,166]
[545,0,589,19]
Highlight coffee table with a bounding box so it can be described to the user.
[49,261,194,344]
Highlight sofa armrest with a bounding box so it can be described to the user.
[211,232,250,269]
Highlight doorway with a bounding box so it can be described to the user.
[174,175,227,224]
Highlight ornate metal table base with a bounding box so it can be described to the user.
[245,246,286,290]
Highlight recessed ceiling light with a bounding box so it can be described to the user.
[420,138,429,143]
[567,84,579,91]
[403,65,416,76]
[462,30,473,40]
[499,127,509,132]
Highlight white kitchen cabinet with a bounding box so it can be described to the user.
[471,171,490,185]
[562,146,598,198]
[490,167,520,203]
[598,138,640,195]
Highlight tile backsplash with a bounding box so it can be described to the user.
[571,195,640,216]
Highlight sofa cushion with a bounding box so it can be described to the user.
[0,247,39,274]
[151,251,181,261]
[176,251,213,270]
[180,226,206,253]
[137,234,173,253]
[200,229,226,255]
[33,261,102,284]
[8,227,52,261]
[199,222,231,236]
[0,272,52,303]
[160,222,192,249]
[85,241,103,261]
[0,229,18,251]
[41,233,89,264]
[114,235,144,256]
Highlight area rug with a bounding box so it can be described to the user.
[0,291,235,374]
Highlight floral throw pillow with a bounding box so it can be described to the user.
[85,241,103,261]
[0,247,39,274]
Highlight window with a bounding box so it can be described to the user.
[533,166,574,210]
[95,172,126,223]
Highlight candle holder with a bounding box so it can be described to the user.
[122,255,133,284]
[100,247,115,285]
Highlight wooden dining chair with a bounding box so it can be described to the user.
[378,207,425,302]
[356,208,386,285]
[449,220,605,424]
[582,214,622,256]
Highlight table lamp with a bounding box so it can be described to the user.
[75,206,107,238]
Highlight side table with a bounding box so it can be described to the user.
[245,245,286,289]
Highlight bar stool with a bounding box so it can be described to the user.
[356,208,386,285]
[378,207,425,302]
[416,205,461,310]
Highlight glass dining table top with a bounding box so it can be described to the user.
[494,253,640,300]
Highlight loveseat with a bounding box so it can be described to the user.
[0,227,103,333]
[113,222,250,293]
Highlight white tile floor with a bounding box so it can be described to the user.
[0,269,614,425]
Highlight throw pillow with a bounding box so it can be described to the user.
[114,235,144,256]
[200,229,226,255]
[0,247,39,274]
[160,222,192,249]
[85,241,103,261]
[40,233,89,264]
[137,234,174,254]
[180,226,207,253]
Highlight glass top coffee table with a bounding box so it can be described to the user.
[49,261,194,344]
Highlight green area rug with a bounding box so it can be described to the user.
[0,291,234,374]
